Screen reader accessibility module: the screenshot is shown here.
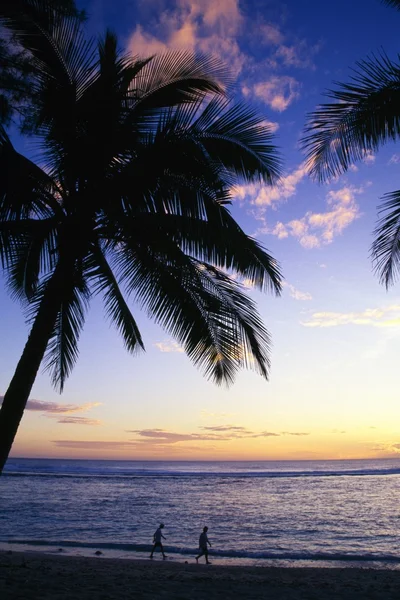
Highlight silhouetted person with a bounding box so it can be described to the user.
[195,526,212,564]
[150,523,166,559]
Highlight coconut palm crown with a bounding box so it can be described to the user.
[0,0,283,472]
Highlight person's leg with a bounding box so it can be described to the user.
[160,543,167,559]
[205,548,210,564]
[150,543,156,558]
[195,548,204,563]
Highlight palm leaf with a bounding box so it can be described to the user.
[382,0,400,9]
[1,218,58,300]
[372,190,400,287]
[106,210,282,295]
[302,53,400,181]
[88,243,145,354]
[193,261,271,379]
[131,51,227,108]
[43,270,90,391]
[189,97,282,183]
[0,126,63,220]
[113,233,272,384]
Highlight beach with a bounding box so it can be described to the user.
[1,551,400,599]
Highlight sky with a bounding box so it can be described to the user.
[1,0,400,461]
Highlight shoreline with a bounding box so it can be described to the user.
[1,550,400,599]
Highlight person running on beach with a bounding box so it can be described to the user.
[195,526,212,564]
[150,523,167,559]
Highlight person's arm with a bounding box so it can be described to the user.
[208,536,212,547]
[162,533,166,540]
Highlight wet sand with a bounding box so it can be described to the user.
[1,550,400,599]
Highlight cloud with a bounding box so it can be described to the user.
[126,426,309,444]
[301,304,400,328]
[128,0,246,77]
[260,119,280,133]
[200,425,248,432]
[362,150,376,165]
[127,428,234,443]
[52,425,310,452]
[0,397,102,414]
[54,416,102,426]
[273,40,319,70]
[233,164,308,208]
[260,23,284,46]
[257,23,320,70]
[52,440,138,449]
[389,154,400,165]
[280,431,310,436]
[244,76,300,112]
[283,282,312,301]
[268,183,364,248]
[154,340,184,353]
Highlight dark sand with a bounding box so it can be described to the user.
[1,551,400,599]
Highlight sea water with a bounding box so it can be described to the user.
[1,458,400,568]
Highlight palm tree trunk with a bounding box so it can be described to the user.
[0,270,64,475]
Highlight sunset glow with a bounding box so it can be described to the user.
[2,0,400,461]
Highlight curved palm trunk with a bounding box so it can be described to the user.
[0,269,64,474]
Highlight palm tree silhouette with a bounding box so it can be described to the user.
[0,1,283,472]
[302,0,400,287]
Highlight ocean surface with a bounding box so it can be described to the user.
[1,458,400,568]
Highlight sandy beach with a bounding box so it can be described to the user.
[1,551,400,599]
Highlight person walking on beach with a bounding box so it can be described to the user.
[150,523,167,559]
[196,526,212,564]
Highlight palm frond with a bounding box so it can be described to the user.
[0,218,58,299]
[0,0,89,85]
[302,53,400,181]
[105,211,282,295]
[0,126,63,219]
[131,51,228,107]
[193,261,271,379]
[372,190,400,287]
[114,236,272,384]
[189,97,282,184]
[43,270,90,391]
[382,0,400,9]
[87,243,144,353]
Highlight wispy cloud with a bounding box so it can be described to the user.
[233,163,307,208]
[52,440,138,449]
[362,150,376,165]
[0,397,102,414]
[389,154,400,165]
[128,0,246,77]
[283,282,312,301]
[154,340,184,353]
[127,1,320,94]
[267,184,365,248]
[243,76,300,112]
[200,425,248,432]
[126,426,309,444]
[260,119,280,133]
[54,416,102,426]
[301,305,400,328]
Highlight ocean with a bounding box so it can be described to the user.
[1,458,400,568]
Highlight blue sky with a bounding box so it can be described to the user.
[2,0,400,460]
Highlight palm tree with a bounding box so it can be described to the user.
[0,0,84,126]
[0,1,283,473]
[302,0,400,287]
